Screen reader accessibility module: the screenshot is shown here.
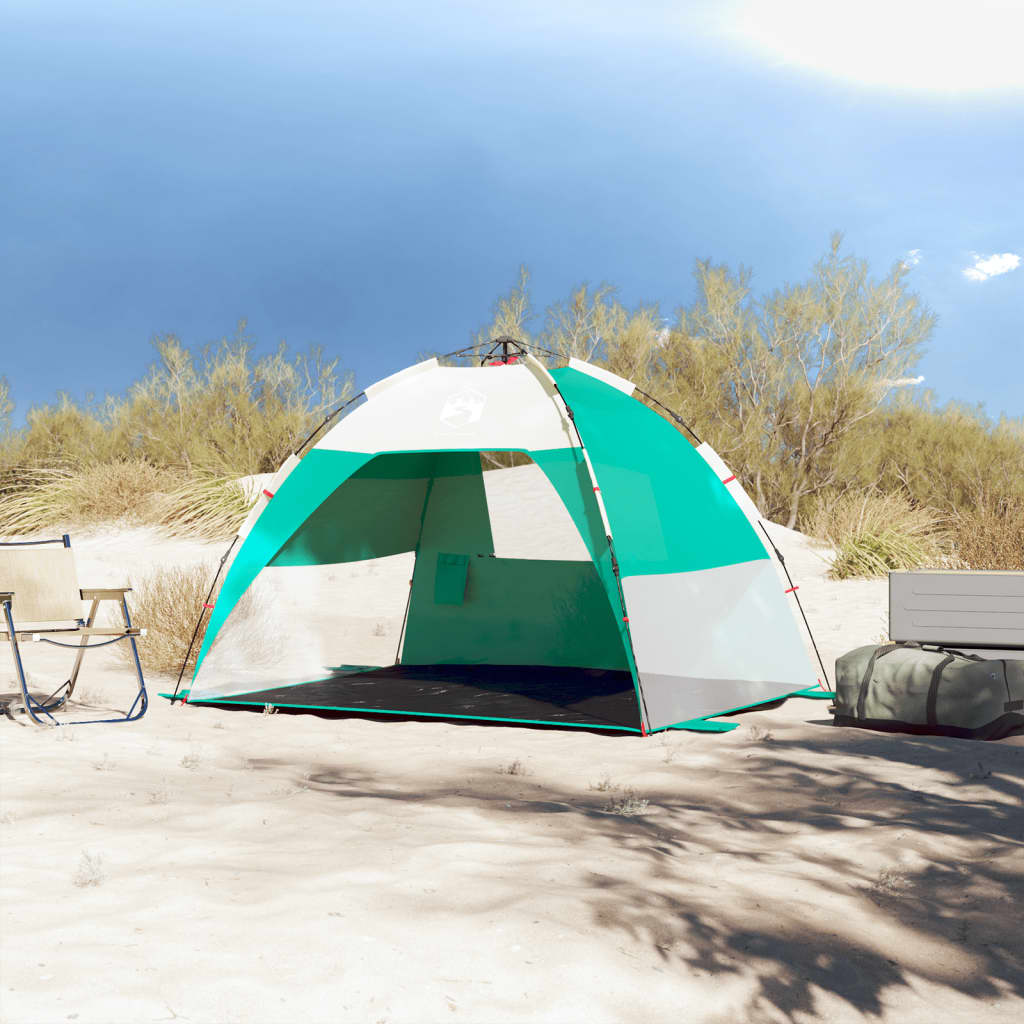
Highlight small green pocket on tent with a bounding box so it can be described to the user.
[434,553,470,605]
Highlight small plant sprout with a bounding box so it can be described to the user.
[73,851,106,888]
[263,703,277,716]
[179,749,201,770]
[499,759,528,776]
[607,790,650,816]
[747,725,774,742]
[588,774,616,792]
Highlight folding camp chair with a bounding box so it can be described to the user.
[0,534,147,725]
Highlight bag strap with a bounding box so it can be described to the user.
[925,654,956,726]
[856,643,907,719]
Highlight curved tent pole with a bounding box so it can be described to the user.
[521,353,653,734]
[170,535,238,703]
[757,522,831,689]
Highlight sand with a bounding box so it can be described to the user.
[2,493,1022,1024]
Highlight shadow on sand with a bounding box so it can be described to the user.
[231,725,1022,1021]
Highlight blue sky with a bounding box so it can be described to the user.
[2,0,1022,422]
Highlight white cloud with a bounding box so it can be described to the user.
[720,0,1024,93]
[902,249,922,268]
[963,252,1021,282]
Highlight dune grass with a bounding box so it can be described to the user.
[0,461,178,537]
[806,492,952,580]
[155,475,254,540]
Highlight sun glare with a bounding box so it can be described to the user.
[723,0,1024,93]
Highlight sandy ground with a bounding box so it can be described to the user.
[2,492,1022,1024]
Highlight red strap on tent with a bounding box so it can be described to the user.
[203,602,215,609]
[593,486,600,493]
[784,585,799,594]
[721,475,736,485]
[262,489,275,499]
[622,616,629,623]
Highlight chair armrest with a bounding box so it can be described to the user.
[80,587,132,600]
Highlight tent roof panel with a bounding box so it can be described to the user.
[318,364,579,455]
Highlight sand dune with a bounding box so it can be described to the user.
[1,489,1021,1023]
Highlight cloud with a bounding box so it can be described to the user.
[963,252,1021,282]
[902,249,922,268]
[719,0,1024,93]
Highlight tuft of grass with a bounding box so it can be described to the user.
[747,725,774,742]
[607,790,650,816]
[806,491,951,579]
[588,774,616,792]
[73,851,106,888]
[180,750,201,770]
[872,868,908,897]
[498,759,529,776]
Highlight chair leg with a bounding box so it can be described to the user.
[66,598,101,703]
[118,595,148,722]
[2,600,56,726]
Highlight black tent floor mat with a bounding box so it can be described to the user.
[193,663,641,731]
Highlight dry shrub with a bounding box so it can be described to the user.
[122,561,272,677]
[122,563,217,676]
[953,494,1024,570]
[806,491,951,579]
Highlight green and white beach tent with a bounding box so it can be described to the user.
[180,350,821,734]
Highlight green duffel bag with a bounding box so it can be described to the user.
[834,642,1024,740]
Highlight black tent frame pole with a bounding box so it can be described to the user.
[758,522,831,689]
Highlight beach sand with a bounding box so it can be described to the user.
[2,477,1021,1023]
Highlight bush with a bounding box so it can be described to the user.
[122,563,217,676]
[953,494,1024,570]
[806,492,952,579]
[0,325,347,538]
[123,561,272,677]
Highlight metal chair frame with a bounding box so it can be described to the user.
[1,535,147,726]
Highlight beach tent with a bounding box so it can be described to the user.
[176,349,821,734]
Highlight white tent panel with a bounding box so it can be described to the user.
[318,365,579,455]
[623,559,818,728]
[567,358,636,395]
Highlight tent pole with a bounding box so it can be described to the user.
[521,353,653,734]
[394,473,437,665]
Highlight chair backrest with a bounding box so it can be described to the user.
[0,537,83,626]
